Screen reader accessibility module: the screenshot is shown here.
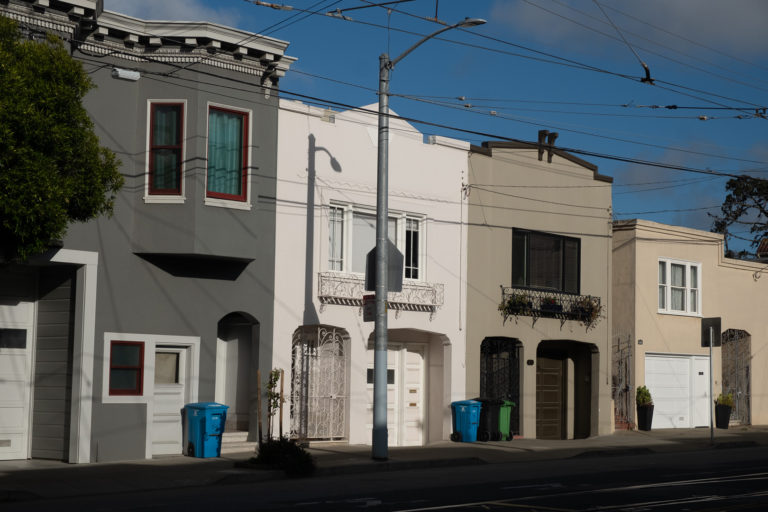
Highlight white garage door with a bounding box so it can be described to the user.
[645,354,710,429]
[0,302,34,460]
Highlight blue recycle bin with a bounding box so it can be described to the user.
[184,402,229,458]
[450,400,481,443]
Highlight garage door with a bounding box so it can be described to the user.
[645,354,710,429]
[0,302,34,460]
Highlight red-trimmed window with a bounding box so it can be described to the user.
[206,106,249,201]
[149,103,184,195]
[109,341,144,396]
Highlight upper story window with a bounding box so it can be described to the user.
[328,204,424,280]
[109,340,144,396]
[658,259,700,315]
[206,106,249,203]
[147,101,185,200]
[512,229,580,294]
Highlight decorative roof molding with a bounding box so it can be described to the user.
[1,1,296,76]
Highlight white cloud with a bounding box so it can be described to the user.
[490,0,768,59]
[103,0,240,27]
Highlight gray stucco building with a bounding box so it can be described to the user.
[0,0,294,462]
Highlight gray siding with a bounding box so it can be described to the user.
[31,268,75,460]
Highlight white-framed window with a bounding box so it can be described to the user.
[327,204,425,280]
[204,102,252,210]
[101,332,200,405]
[658,259,701,315]
[144,99,187,203]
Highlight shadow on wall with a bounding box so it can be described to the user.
[137,253,251,280]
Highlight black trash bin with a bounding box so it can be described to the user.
[474,398,502,441]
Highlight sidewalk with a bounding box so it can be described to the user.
[2,426,768,503]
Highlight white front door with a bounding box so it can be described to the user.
[692,357,711,427]
[366,343,426,446]
[0,302,34,460]
[152,347,187,455]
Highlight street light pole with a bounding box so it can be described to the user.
[372,17,486,461]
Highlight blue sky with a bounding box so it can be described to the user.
[104,0,768,254]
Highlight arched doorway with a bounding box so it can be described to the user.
[722,329,751,425]
[480,337,522,436]
[290,325,349,441]
[536,340,598,440]
[215,312,259,432]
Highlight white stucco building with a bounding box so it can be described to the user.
[273,100,470,445]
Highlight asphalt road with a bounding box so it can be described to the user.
[5,446,768,511]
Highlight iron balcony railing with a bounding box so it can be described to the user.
[499,286,603,328]
[318,272,444,319]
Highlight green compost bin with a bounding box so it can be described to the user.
[499,400,515,441]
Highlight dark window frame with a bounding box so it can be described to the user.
[512,229,581,294]
[109,340,144,396]
[206,105,249,202]
[148,102,184,195]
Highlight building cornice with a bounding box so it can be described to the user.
[1,0,296,77]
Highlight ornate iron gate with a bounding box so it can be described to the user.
[480,338,521,435]
[612,333,633,429]
[290,326,348,441]
[722,329,751,425]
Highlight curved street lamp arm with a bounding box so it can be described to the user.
[388,18,486,69]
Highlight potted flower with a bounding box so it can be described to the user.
[636,385,653,431]
[715,392,734,429]
[540,296,562,316]
[498,292,531,321]
[570,296,602,328]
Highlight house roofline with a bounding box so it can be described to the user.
[470,140,613,183]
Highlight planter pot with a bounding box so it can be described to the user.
[540,303,563,317]
[715,404,732,429]
[637,404,654,431]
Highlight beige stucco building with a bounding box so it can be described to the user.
[612,220,768,429]
[465,138,614,440]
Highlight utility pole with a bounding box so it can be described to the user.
[372,17,486,461]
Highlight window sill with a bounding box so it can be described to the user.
[204,197,252,211]
[657,310,702,318]
[144,195,186,204]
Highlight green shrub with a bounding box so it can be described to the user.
[253,437,315,478]
[716,393,734,407]
[636,385,653,406]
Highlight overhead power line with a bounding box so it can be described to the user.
[69,31,767,183]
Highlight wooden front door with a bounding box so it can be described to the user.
[536,356,565,440]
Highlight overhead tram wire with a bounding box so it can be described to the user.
[547,0,768,92]
[392,94,768,165]
[517,0,767,118]
[278,69,767,162]
[394,95,758,121]
[330,0,768,111]
[600,1,768,75]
